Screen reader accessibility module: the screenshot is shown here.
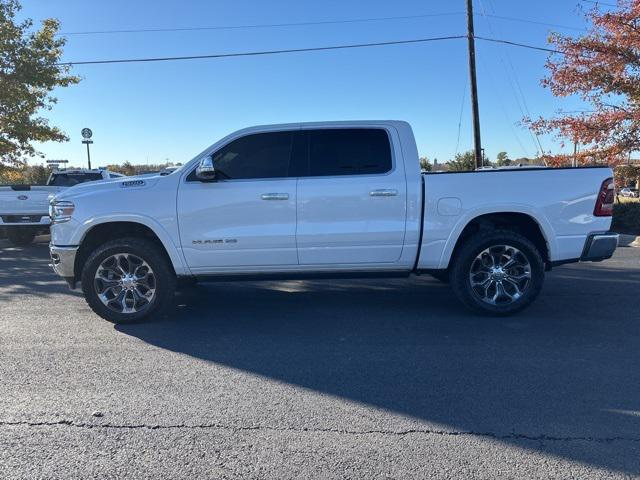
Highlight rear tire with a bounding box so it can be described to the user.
[7,230,36,247]
[449,229,544,316]
[81,238,176,324]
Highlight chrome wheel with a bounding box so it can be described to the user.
[94,253,156,314]
[469,244,532,306]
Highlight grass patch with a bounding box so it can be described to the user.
[612,199,640,235]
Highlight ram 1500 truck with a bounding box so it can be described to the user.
[48,121,618,323]
[0,169,124,246]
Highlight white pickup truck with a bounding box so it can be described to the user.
[48,121,618,323]
[0,169,124,246]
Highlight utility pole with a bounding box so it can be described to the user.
[466,0,483,170]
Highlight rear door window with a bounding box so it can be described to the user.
[305,129,392,177]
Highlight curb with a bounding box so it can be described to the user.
[618,234,640,248]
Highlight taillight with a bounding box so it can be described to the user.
[594,177,614,217]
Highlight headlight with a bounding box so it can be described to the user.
[49,200,75,224]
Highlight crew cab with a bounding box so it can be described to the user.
[0,169,124,246]
[48,121,618,323]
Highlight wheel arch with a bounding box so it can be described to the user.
[440,210,554,270]
[73,220,187,281]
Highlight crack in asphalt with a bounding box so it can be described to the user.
[1,420,638,443]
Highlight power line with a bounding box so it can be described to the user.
[485,14,585,32]
[579,0,618,7]
[475,35,530,157]
[55,35,561,67]
[57,12,584,37]
[478,0,545,156]
[454,78,468,157]
[55,35,467,66]
[58,12,464,36]
[476,36,561,54]
[477,1,532,157]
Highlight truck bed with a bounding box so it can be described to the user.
[417,166,614,269]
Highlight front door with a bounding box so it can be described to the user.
[177,130,298,271]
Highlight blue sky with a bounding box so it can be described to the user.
[21,0,598,167]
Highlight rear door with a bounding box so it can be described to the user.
[296,127,407,265]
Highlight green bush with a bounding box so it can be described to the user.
[612,202,640,235]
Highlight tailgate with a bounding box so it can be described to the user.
[0,186,59,215]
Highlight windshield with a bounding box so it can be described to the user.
[47,172,103,187]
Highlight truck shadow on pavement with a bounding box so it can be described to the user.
[2,241,639,474]
[118,256,640,475]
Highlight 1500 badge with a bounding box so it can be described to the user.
[121,179,146,188]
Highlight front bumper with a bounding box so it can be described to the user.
[49,244,79,288]
[0,214,50,236]
[581,232,618,262]
[0,214,50,226]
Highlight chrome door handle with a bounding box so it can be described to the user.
[369,189,398,197]
[261,193,289,200]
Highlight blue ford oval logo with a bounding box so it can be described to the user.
[17,195,28,200]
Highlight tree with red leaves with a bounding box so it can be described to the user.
[527,0,640,166]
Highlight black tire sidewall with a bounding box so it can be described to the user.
[450,230,545,316]
[81,238,175,324]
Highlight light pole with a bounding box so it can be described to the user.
[81,128,93,169]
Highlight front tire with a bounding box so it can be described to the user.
[7,230,36,247]
[81,238,176,324]
[449,229,544,316]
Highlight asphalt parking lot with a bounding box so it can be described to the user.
[1,238,639,479]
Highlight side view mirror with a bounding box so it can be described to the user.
[195,156,216,181]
